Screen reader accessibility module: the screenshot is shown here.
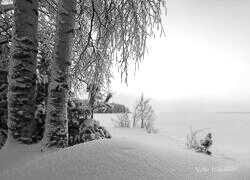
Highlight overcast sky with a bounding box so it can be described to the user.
[111,0,250,112]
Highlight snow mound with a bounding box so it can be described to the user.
[1,138,248,180]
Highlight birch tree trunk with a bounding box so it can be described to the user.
[0,44,9,148]
[44,0,76,148]
[7,0,38,143]
[141,117,145,128]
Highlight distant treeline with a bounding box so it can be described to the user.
[95,102,130,113]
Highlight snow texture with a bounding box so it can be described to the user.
[1,127,249,180]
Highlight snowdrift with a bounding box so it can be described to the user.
[1,137,249,180]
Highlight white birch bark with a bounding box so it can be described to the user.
[7,0,38,143]
[44,0,76,148]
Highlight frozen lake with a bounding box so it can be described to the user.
[94,112,250,156]
[155,112,250,154]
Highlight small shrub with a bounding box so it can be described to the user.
[132,94,157,133]
[186,126,209,150]
[111,113,131,127]
[145,112,158,133]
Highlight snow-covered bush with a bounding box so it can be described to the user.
[145,111,158,133]
[68,106,111,146]
[132,94,157,133]
[186,126,208,150]
[111,113,131,128]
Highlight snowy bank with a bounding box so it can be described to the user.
[0,129,249,180]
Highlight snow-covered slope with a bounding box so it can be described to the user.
[1,135,249,180]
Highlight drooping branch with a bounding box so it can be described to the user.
[73,0,166,86]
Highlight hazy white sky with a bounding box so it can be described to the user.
[111,0,250,112]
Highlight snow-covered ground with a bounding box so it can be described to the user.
[95,113,250,158]
[0,113,250,180]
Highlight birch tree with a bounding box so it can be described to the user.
[133,94,156,129]
[44,0,165,147]
[7,0,38,143]
[0,1,12,147]
[0,44,9,148]
[44,0,77,148]
[1,0,166,147]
